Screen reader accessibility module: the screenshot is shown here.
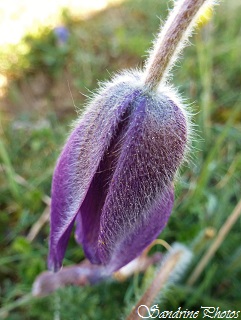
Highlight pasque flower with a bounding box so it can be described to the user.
[48,0,212,274]
[48,72,187,273]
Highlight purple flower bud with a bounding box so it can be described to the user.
[48,71,188,273]
[53,26,69,45]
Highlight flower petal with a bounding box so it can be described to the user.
[75,106,132,264]
[106,185,174,273]
[48,73,143,271]
[97,92,187,270]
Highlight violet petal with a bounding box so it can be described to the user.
[75,106,132,264]
[48,76,142,271]
[97,92,186,270]
[106,185,174,273]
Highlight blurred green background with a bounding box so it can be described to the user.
[0,0,241,319]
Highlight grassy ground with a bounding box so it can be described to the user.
[0,0,241,319]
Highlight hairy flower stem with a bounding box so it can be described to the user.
[126,244,192,320]
[126,251,182,320]
[143,0,209,90]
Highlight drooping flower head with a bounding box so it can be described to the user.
[48,71,188,273]
[47,0,214,274]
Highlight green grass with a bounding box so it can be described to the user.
[0,0,241,319]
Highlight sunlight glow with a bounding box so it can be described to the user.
[0,0,123,46]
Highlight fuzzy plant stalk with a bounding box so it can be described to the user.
[126,244,192,320]
[143,0,213,88]
[48,0,217,275]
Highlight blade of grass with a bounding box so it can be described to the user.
[195,24,213,139]
[0,139,20,201]
[187,101,241,204]
[187,196,241,286]
[0,294,33,319]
